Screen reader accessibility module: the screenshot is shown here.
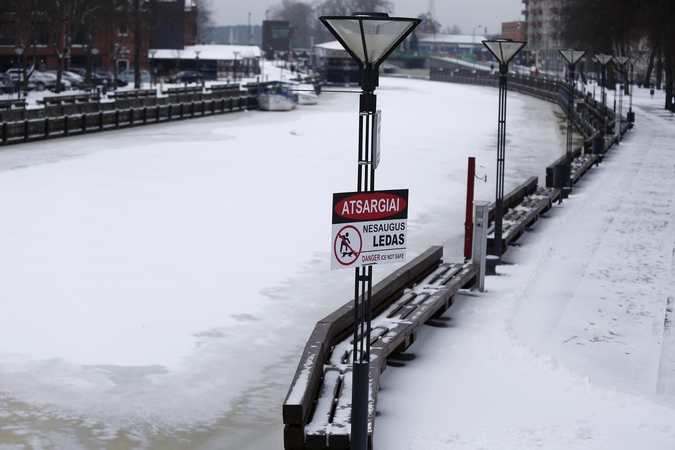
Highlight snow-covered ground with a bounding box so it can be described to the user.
[376,89,675,449]
[0,68,668,449]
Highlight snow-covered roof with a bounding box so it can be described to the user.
[418,34,488,45]
[150,45,261,61]
[313,41,351,59]
[314,41,346,51]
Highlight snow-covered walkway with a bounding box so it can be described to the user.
[375,90,675,449]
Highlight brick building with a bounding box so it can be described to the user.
[0,0,197,75]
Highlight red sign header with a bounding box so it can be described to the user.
[332,190,408,224]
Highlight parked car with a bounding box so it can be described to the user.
[5,68,70,91]
[0,72,14,93]
[68,68,126,87]
[97,70,128,87]
[165,70,204,85]
[46,70,84,88]
[118,69,151,85]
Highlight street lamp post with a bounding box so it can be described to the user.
[559,49,586,196]
[614,55,629,142]
[14,47,24,99]
[472,25,482,70]
[594,54,614,136]
[319,13,420,450]
[149,50,157,88]
[233,51,240,82]
[628,57,636,123]
[482,39,526,263]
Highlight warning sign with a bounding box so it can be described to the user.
[330,189,408,270]
[333,225,362,266]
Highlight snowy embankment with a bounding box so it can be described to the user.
[0,74,591,449]
[376,88,675,449]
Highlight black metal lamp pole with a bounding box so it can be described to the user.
[566,65,575,166]
[559,49,586,195]
[352,63,377,450]
[595,54,614,136]
[494,61,508,262]
[320,13,420,450]
[628,58,635,121]
[614,56,629,141]
[482,39,526,262]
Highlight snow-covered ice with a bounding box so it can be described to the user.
[0,71,671,449]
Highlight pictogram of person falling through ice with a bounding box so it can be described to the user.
[339,232,352,257]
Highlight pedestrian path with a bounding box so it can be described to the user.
[374,89,675,450]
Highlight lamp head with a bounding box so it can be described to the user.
[594,54,614,66]
[559,49,586,67]
[614,55,630,67]
[320,12,421,91]
[482,39,526,74]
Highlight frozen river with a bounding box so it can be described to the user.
[0,76,569,449]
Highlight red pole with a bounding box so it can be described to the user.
[464,157,475,260]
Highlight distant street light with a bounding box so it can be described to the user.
[594,54,614,137]
[614,55,629,143]
[628,57,636,123]
[14,47,24,98]
[320,12,420,450]
[482,38,526,263]
[472,25,482,69]
[149,50,157,88]
[233,51,240,82]
[559,49,586,197]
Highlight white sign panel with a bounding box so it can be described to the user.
[372,110,381,169]
[331,189,408,270]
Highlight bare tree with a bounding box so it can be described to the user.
[316,0,392,15]
[81,0,108,83]
[445,24,462,35]
[104,0,132,87]
[350,0,393,13]
[314,0,395,43]
[130,0,150,89]
[562,0,675,110]
[270,0,315,47]
[193,0,214,44]
[416,12,440,34]
[47,0,95,93]
[0,0,47,91]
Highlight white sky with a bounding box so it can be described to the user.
[211,0,524,36]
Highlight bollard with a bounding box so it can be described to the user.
[553,164,571,202]
[592,134,604,166]
[471,201,490,291]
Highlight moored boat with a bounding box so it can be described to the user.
[257,81,298,111]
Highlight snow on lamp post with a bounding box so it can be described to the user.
[319,12,420,450]
[614,55,630,142]
[482,38,526,263]
[559,49,586,194]
[594,54,614,136]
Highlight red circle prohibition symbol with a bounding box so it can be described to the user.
[334,225,362,266]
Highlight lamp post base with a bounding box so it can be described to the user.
[486,255,501,275]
